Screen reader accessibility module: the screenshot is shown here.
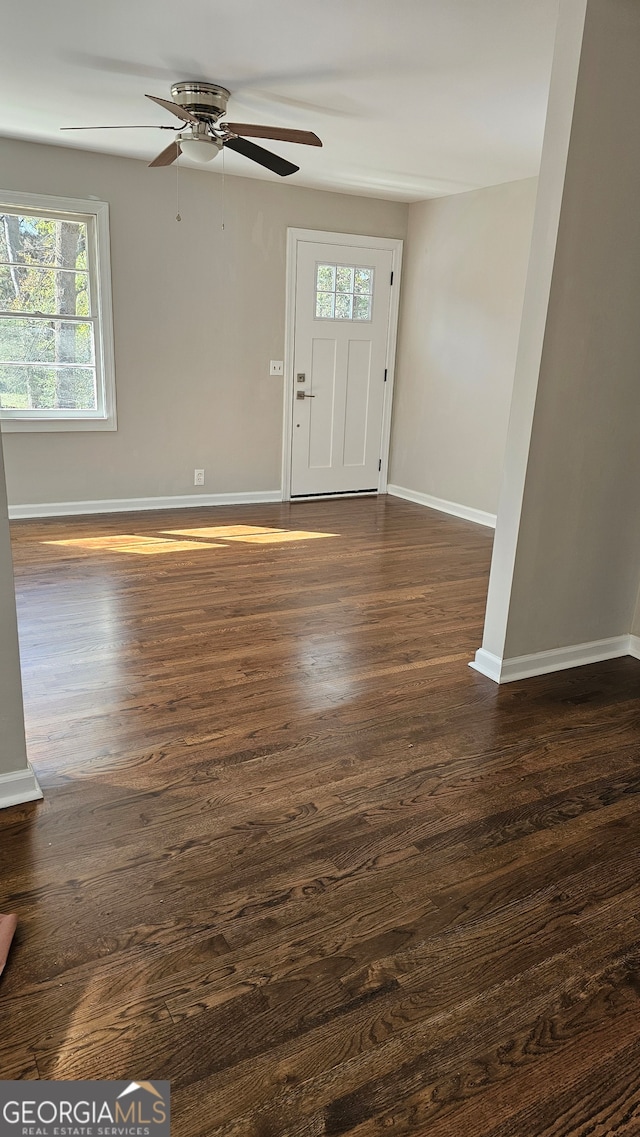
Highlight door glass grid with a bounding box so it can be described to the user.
[315,263,374,321]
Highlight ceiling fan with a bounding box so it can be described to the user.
[61,81,322,176]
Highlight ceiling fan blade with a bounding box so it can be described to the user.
[145,94,199,124]
[61,125,178,131]
[224,123,322,147]
[149,140,182,168]
[223,136,299,177]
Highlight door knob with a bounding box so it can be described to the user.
[296,391,316,399]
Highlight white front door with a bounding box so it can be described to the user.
[290,238,396,497]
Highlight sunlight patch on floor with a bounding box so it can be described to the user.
[224,530,337,544]
[43,526,338,555]
[44,535,224,554]
[163,525,282,538]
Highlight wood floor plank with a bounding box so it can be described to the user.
[2,497,640,1134]
[173,925,640,1136]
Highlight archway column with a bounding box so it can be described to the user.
[0,431,42,807]
[473,0,640,683]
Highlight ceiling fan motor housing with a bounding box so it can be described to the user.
[170,82,230,122]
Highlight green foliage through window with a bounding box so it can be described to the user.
[315,262,374,321]
[0,211,97,411]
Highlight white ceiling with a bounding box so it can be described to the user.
[0,0,559,202]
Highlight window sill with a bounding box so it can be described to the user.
[0,416,117,433]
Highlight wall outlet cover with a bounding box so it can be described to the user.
[194,469,205,486]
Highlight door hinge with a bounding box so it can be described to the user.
[390,271,394,285]
[378,458,382,472]
[384,368,388,382]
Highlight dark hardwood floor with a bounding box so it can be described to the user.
[1,495,639,1135]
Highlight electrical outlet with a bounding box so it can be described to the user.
[194,469,205,486]
[269,360,284,376]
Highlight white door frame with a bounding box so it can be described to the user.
[281,228,403,501]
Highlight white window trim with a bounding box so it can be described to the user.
[0,190,117,432]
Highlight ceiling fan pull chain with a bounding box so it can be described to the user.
[221,145,225,232]
[175,156,181,222]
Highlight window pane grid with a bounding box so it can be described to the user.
[315,262,373,321]
[0,193,116,430]
[0,205,102,417]
[0,213,89,268]
[0,263,92,316]
[0,317,95,361]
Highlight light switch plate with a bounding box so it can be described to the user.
[269,360,284,376]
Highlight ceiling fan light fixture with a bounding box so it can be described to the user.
[179,135,222,164]
[62,81,321,177]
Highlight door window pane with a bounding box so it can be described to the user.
[316,264,336,291]
[353,295,372,320]
[315,261,374,321]
[354,268,373,294]
[315,292,335,319]
[335,293,353,319]
[336,265,354,293]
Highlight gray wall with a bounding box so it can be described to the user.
[389,178,537,515]
[481,0,640,662]
[0,137,407,507]
[633,590,640,637]
[0,431,28,776]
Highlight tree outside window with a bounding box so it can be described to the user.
[0,193,116,431]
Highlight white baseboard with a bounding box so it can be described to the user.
[8,490,283,520]
[469,648,503,682]
[387,484,497,528]
[0,764,43,809]
[470,635,632,684]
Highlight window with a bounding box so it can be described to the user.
[0,192,116,432]
[315,263,374,321]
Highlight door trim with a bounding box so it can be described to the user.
[281,228,403,501]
